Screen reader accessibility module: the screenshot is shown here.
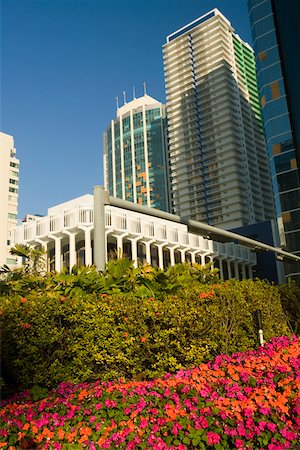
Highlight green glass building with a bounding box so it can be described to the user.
[103,94,170,212]
[248,0,300,283]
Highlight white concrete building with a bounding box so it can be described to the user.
[0,132,19,267]
[12,191,259,280]
[163,9,275,229]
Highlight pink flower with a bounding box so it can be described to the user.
[140,419,148,429]
[206,431,221,445]
[235,439,245,448]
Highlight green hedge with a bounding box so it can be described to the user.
[0,278,289,389]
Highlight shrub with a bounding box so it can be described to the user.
[0,279,289,390]
[279,281,300,336]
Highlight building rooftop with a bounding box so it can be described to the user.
[117,94,162,117]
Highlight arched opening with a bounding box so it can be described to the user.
[150,244,159,268]
[163,248,171,268]
[174,250,181,264]
[137,242,146,264]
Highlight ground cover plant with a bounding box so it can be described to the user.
[0,336,299,449]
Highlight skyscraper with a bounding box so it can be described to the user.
[0,132,19,267]
[248,0,300,283]
[103,93,170,211]
[163,8,274,229]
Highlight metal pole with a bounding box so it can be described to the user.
[93,186,107,272]
[255,309,264,346]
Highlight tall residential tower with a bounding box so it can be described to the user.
[248,0,300,283]
[104,94,170,211]
[0,132,19,267]
[163,9,275,229]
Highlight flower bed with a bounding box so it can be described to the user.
[1,336,300,449]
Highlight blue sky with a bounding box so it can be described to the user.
[1,0,251,218]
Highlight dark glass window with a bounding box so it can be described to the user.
[277,170,300,192]
[286,231,300,252]
[280,188,300,211]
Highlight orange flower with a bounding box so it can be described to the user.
[21,297,27,303]
[123,332,128,338]
[22,423,30,431]
[79,427,92,437]
[57,428,65,440]
[140,336,147,343]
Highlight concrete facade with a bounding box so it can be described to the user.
[0,132,19,267]
[13,193,257,279]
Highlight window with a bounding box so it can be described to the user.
[9,187,18,194]
[258,51,267,62]
[9,178,18,185]
[270,81,280,99]
[6,258,17,265]
[8,213,17,220]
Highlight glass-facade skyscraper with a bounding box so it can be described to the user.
[248,0,300,283]
[103,94,170,212]
[163,9,275,230]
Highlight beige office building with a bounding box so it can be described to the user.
[163,9,274,229]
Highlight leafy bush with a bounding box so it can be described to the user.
[0,336,299,449]
[279,281,300,336]
[0,278,289,389]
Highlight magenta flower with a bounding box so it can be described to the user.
[206,431,221,445]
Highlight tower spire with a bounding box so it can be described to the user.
[123,91,127,105]
[133,86,136,99]
[116,96,119,109]
[143,81,147,96]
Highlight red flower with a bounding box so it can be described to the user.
[21,297,27,303]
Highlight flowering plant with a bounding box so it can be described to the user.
[1,336,299,449]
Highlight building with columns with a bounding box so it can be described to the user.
[0,132,19,268]
[13,191,260,280]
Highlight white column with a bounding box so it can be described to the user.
[117,235,123,256]
[130,237,140,268]
[143,239,155,265]
[85,229,92,266]
[227,260,232,279]
[249,265,253,279]
[180,249,186,263]
[209,256,214,269]
[170,247,175,266]
[190,251,197,264]
[145,242,152,264]
[241,263,246,279]
[157,243,166,270]
[200,254,206,266]
[218,258,224,280]
[65,232,76,270]
[234,262,239,280]
[53,237,62,272]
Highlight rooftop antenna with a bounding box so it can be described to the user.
[116,96,119,109]
[123,91,127,105]
[143,81,147,96]
[133,86,136,100]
